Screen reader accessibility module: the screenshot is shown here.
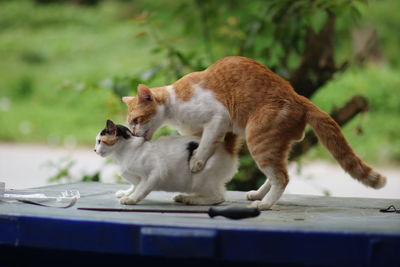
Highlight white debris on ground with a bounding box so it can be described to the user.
[0,143,399,199]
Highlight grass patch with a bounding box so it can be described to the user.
[0,0,157,146]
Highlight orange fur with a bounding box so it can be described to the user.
[124,56,386,206]
[100,135,118,146]
[301,96,386,188]
[224,132,241,157]
[151,86,169,104]
[173,72,201,101]
[126,85,169,125]
[126,97,157,126]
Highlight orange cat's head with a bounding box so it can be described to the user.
[123,84,165,140]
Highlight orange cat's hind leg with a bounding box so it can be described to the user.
[250,163,289,210]
[246,180,271,201]
[245,120,292,210]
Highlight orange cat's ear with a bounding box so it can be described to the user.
[137,84,153,103]
[122,96,134,105]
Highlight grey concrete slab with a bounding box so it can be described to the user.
[1,182,399,235]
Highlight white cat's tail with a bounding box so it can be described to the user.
[302,97,387,189]
[224,132,241,157]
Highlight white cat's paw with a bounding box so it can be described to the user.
[180,196,199,205]
[173,194,196,205]
[115,190,127,198]
[119,196,137,205]
[190,156,205,173]
[246,190,263,201]
[173,194,186,203]
[250,200,272,210]
[179,195,224,205]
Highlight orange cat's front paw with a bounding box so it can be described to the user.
[120,196,137,205]
[250,200,272,210]
[190,157,205,173]
[246,190,263,201]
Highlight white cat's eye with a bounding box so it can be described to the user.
[97,140,100,144]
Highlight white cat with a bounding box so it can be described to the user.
[94,120,239,205]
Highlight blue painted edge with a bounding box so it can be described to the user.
[0,214,399,266]
[218,228,400,266]
[0,215,18,246]
[140,227,217,258]
[0,215,140,255]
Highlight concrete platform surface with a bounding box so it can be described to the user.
[0,182,399,266]
[1,182,399,234]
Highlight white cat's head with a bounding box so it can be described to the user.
[122,84,165,141]
[94,120,134,157]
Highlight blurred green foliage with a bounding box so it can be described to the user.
[45,157,102,184]
[0,0,152,144]
[0,0,399,186]
[130,0,366,79]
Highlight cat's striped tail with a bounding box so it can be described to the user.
[303,97,386,189]
[224,132,241,157]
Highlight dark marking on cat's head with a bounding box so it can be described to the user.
[186,141,199,162]
[101,120,134,140]
[100,129,107,136]
[116,124,134,139]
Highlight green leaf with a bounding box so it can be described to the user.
[150,47,162,54]
[309,10,327,34]
[174,51,191,67]
[134,31,147,39]
[81,171,101,182]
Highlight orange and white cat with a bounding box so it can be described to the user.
[122,56,386,210]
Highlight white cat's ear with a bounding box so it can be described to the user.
[137,84,153,103]
[106,120,117,135]
[122,96,134,105]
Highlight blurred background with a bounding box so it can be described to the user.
[0,0,399,198]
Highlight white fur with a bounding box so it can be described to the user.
[94,132,238,205]
[164,85,231,134]
[138,84,233,173]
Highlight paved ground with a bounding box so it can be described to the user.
[1,142,399,199]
